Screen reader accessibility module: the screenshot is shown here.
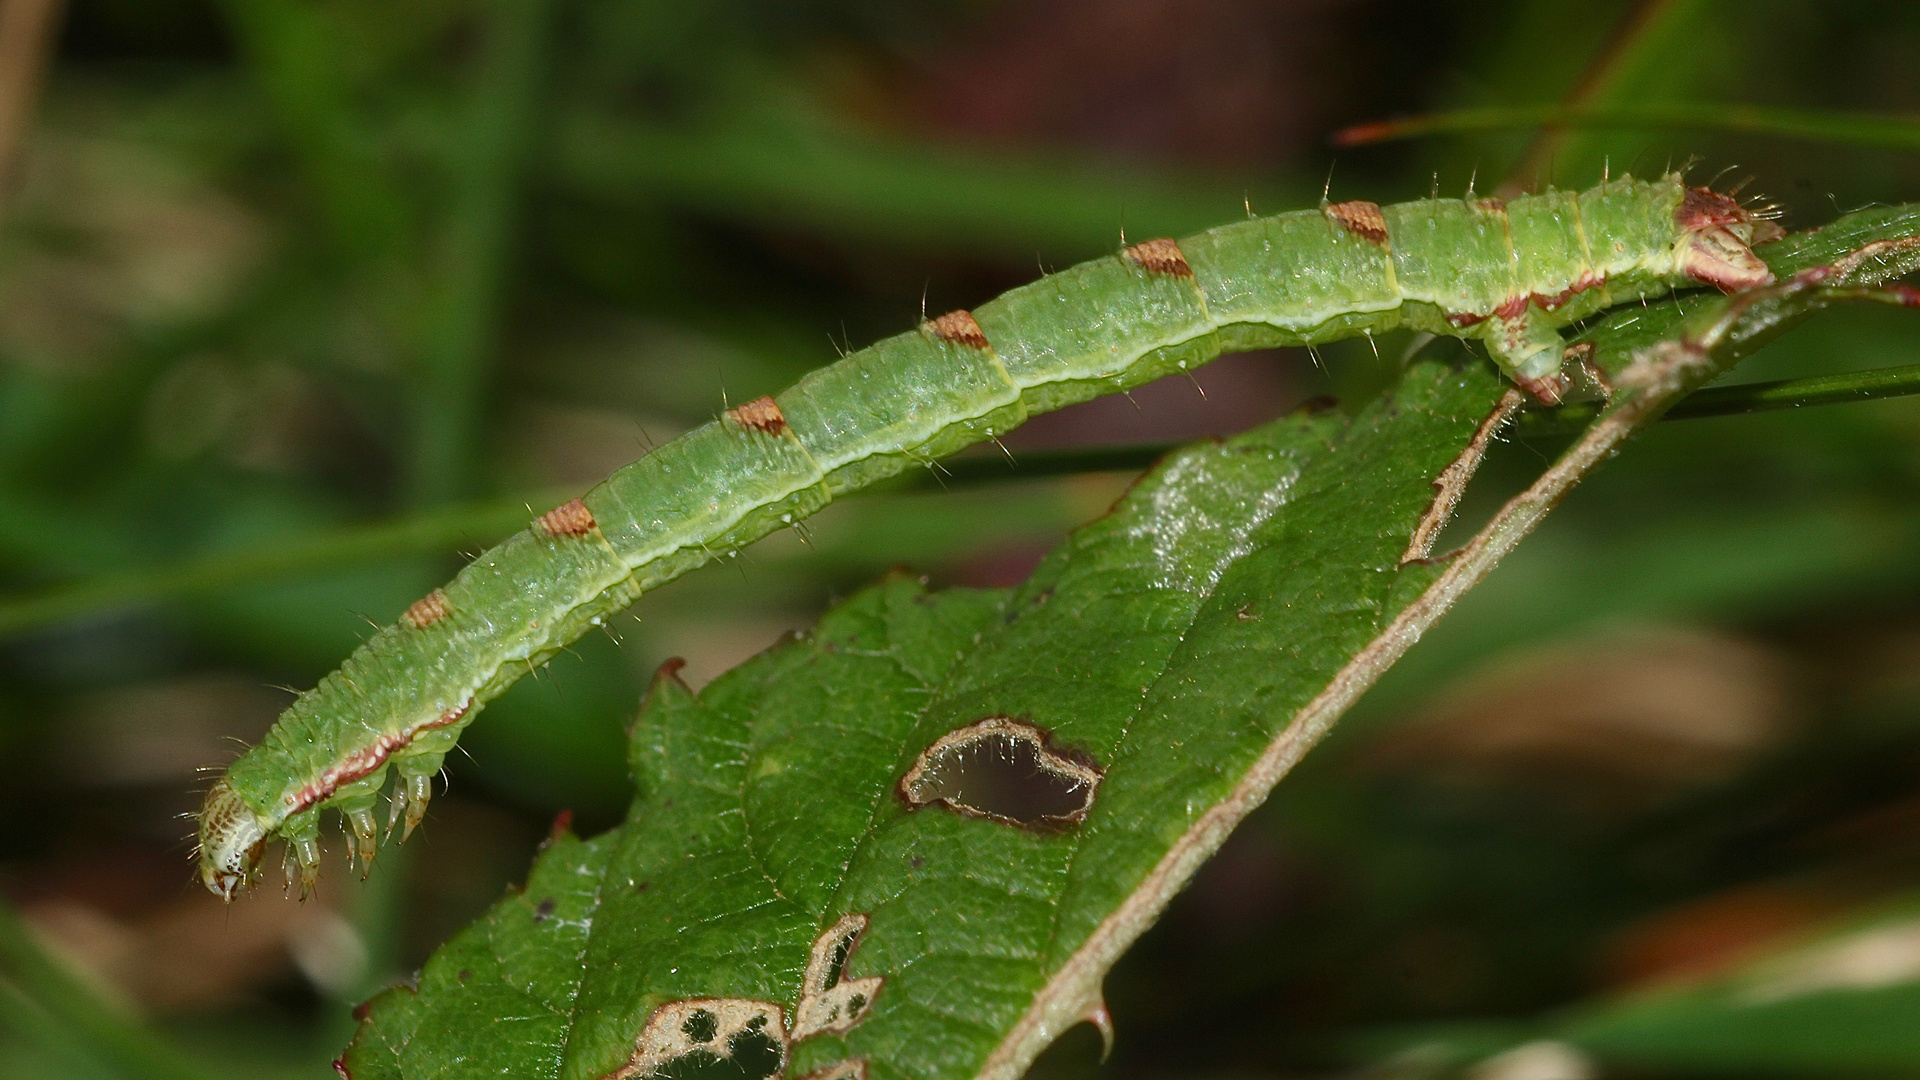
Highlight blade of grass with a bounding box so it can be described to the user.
[0,899,214,1080]
[554,102,1297,259]
[6,352,1920,640]
[1495,0,1711,195]
[221,0,415,265]
[409,0,553,506]
[1338,103,1920,154]
[0,489,562,637]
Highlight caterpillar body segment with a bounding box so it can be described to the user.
[197,174,1773,898]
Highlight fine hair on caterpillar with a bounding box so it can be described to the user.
[196,172,1776,899]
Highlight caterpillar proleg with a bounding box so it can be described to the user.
[196,174,1774,898]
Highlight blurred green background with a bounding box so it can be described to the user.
[0,0,1918,1076]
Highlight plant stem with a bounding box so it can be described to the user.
[1517,358,1920,436]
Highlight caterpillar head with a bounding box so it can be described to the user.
[1675,186,1778,292]
[197,779,269,900]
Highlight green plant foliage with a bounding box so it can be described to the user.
[9,3,1920,1078]
[338,206,1920,1080]
[1349,896,1920,1077]
[340,349,1512,1080]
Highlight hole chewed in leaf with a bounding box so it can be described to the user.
[601,999,787,1080]
[900,717,1102,828]
[794,914,882,1039]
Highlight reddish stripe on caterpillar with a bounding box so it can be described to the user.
[283,701,473,817]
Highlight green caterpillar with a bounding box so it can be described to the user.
[196,173,1775,898]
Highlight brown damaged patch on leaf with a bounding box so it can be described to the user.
[401,589,451,630]
[1122,237,1192,277]
[537,497,596,538]
[600,999,788,1080]
[726,395,788,435]
[925,309,990,349]
[793,913,883,1039]
[900,716,1102,828]
[796,1061,868,1080]
[1324,199,1389,245]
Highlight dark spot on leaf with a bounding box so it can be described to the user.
[458,969,472,983]
[684,1009,719,1043]
[668,1022,779,1080]
[651,1027,784,1080]
[637,881,651,892]
[908,856,924,869]
[534,898,556,922]
[900,717,1102,827]
[847,993,866,1013]
[824,938,851,990]
[351,998,374,1022]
